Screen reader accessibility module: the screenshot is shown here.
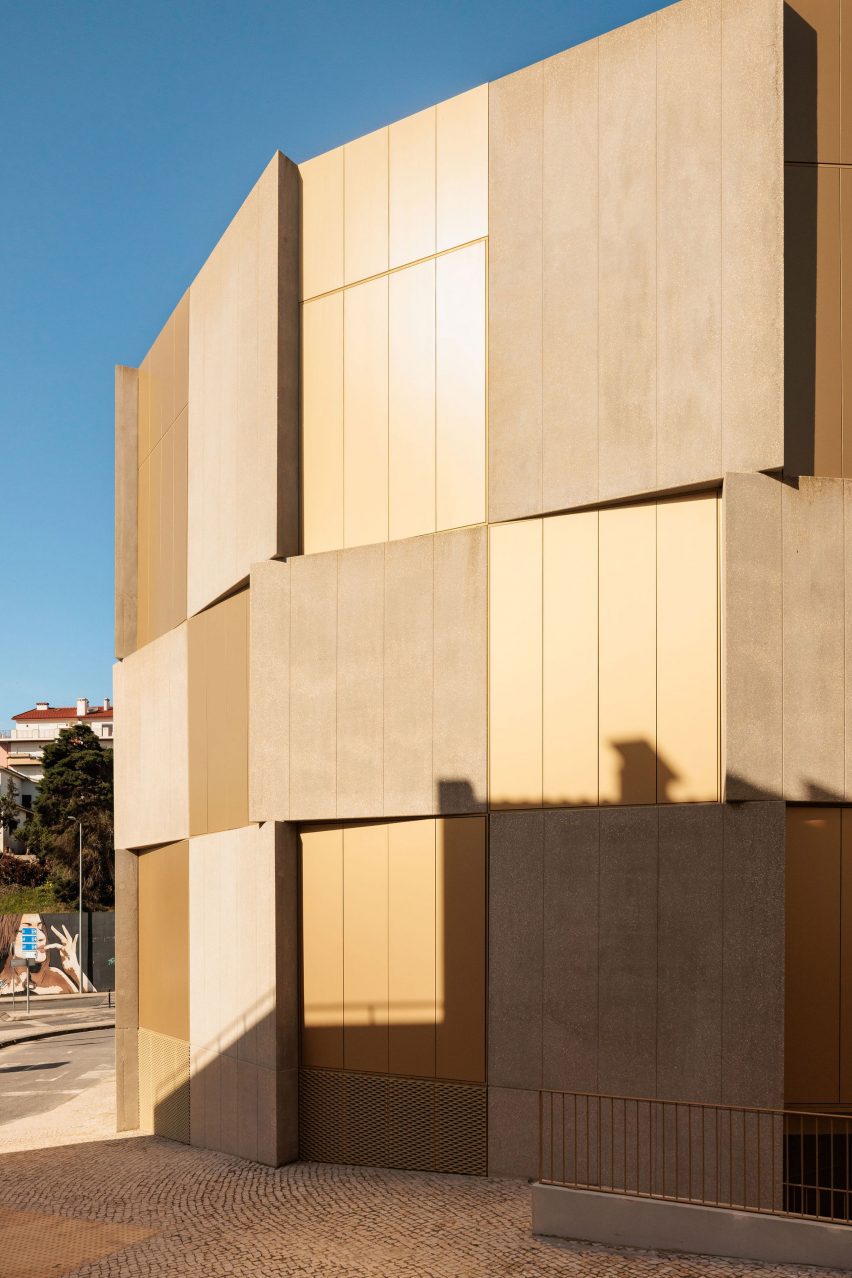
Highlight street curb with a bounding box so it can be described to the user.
[0,1020,115,1051]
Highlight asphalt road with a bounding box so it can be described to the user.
[0,1028,114,1125]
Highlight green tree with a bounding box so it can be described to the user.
[28,723,114,909]
[0,780,20,837]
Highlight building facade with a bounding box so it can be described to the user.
[114,0,851,1186]
[1,698,114,782]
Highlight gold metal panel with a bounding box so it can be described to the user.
[389,107,436,269]
[785,808,841,1104]
[842,810,852,1102]
[302,293,344,553]
[785,0,841,164]
[300,147,344,301]
[187,591,250,836]
[436,816,486,1083]
[137,454,151,648]
[842,169,852,477]
[344,277,389,548]
[137,360,151,465]
[814,165,843,477]
[598,503,656,806]
[158,426,174,636]
[343,823,389,1073]
[389,260,435,540]
[173,290,189,417]
[843,0,852,164]
[172,406,188,628]
[488,520,543,808]
[436,242,486,532]
[344,127,388,286]
[138,841,189,1042]
[301,827,344,1070]
[543,511,598,806]
[436,85,488,252]
[656,494,719,803]
[388,820,436,1078]
[137,1025,190,1143]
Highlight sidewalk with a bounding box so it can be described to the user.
[0,996,114,1049]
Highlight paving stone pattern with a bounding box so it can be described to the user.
[0,1137,846,1278]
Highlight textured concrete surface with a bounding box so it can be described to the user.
[1,1136,844,1278]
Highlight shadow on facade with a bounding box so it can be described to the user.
[783,3,817,477]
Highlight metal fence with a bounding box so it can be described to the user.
[540,1090,852,1227]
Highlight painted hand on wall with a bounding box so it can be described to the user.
[45,925,93,992]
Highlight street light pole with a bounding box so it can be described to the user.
[78,820,83,996]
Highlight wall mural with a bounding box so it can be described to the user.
[0,912,115,994]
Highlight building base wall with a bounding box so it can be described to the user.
[532,1185,852,1271]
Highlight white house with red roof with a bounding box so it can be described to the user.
[0,698,114,782]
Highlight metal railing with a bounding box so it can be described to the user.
[540,1090,852,1227]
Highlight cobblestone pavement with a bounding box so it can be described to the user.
[0,1135,847,1278]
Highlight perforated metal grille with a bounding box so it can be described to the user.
[299,1068,486,1175]
[138,1027,190,1144]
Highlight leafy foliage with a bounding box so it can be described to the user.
[27,724,115,910]
[0,780,20,836]
[0,881,63,913]
[0,852,47,887]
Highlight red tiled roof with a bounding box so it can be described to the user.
[12,705,113,722]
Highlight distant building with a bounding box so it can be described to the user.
[0,698,114,782]
[0,765,38,852]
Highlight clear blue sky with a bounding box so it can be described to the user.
[0,0,660,722]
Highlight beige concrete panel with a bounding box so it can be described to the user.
[488,519,543,808]
[598,503,656,806]
[300,826,344,1070]
[289,551,337,820]
[488,811,543,1089]
[656,0,722,490]
[336,543,384,818]
[723,473,783,800]
[722,802,785,1108]
[344,126,388,285]
[343,276,389,548]
[598,807,658,1098]
[436,242,486,532]
[782,477,845,800]
[249,560,290,823]
[158,426,175,636]
[383,536,434,816]
[657,805,724,1102]
[543,511,598,807]
[656,494,720,803]
[188,153,298,617]
[302,293,344,554]
[388,819,436,1078]
[343,823,389,1073]
[138,841,189,1041]
[721,0,784,473]
[115,365,138,659]
[437,815,486,1084]
[433,525,487,812]
[487,1086,539,1179]
[542,809,600,1092]
[389,260,435,541]
[785,808,841,1104]
[542,40,598,513]
[598,14,656,502]
[436,84,488,253]
[785,0,840,164]
[389,107,436,269]
[114,622,189,849]
[173,290,189,417]
[146,436,163,646]
[488,63,543,523]
[300,147,344,300]
[187,601,208,837]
